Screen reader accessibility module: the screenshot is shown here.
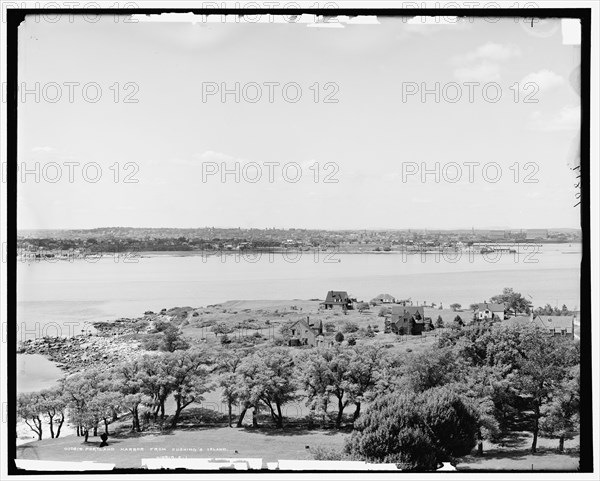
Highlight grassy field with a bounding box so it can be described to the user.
[458,432,580,471]
[175,298,452,355]
[17,424,349,469]
[17,421,579,471]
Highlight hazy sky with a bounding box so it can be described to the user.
[16,14,582,230]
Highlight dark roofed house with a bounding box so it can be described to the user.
[390,305,430,335]
[533,315,574,338]
[288,318,324,347]
[321,291,353,310]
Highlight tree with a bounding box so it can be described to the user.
[398,348,463,394]
[489,287,532,316]
[347,346,385,421]
[62,368,108,439]
[516,335,579,453]
[17,392,44,441]
[335,332,344,343]
[216,348,248,427]
[482,324,579,453]
[435,315,444,329]
[112,360,146,432]
[540,366,580,452]
[297,349,334,426]
[345,387,478,470]
[137,353,174,422]
[450,303,462,311]
[160,325,190,352]
[237,348,297,428]
[211,322,233,338]
[452,315,464,328]
[167,348,213,428]
[38,388,67,439]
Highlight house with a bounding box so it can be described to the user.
[370,293,396,305]
[389,306,431,335]
[475,303,505,321]
[288,318,324,347]
[321,291,353,310]
[533,315,575,338]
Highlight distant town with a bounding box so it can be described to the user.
[16,227,581,259]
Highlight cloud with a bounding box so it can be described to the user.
[452,42,520,82]
[529,106,580,131]
[460,42,521,63]
[453,61,500,83]
[520,70,565,92]
[196,150,235,163]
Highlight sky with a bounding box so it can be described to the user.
[16,14,582,230]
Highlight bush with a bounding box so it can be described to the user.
[335,332,345,343]
[324,322,336,333]
[344,388,478,470]
[343,322,359,333]
[347,337,357,346]
[310,445,345,460]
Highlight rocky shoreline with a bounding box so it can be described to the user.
[17,308,193,375]
[18,334,141,375]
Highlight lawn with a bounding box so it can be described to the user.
[17,424,349,469]
[457,432,580,471]
[16,424,580,471]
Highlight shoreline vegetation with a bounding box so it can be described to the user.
[16,226,581,262]
[15,241,582,262]
[17,293,581,471]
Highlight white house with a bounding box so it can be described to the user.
[476,302,505,321]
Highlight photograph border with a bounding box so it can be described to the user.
[5,5,593,475]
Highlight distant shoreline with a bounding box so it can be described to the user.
[15,242,583,261]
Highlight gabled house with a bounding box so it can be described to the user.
[321,291,353,310]
[533,315,574,338]
[476,303,506,321]
[389,306,430,335]
[371,293,396,305]
[288,318,324,347]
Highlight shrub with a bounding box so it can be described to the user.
[343,322,359,333]
[344,388,478,470]
[335,332,345,343]
[310,445,345,460]
[324,322,336,333]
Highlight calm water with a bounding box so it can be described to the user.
[16,244,581,339]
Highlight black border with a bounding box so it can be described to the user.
[6,6,593,476]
